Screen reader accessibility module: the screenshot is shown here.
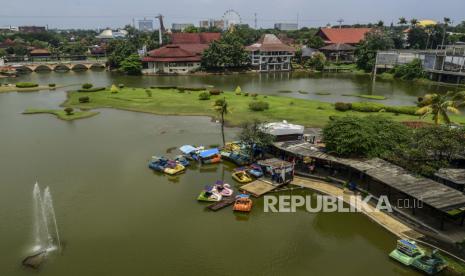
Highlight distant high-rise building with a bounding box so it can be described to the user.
[138,19,154,32]
[199,19,225,30]
[171,23,194,31]
[274,23,298,31]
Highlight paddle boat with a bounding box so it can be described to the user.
[163,160,186,175]
[232,169,253,183]
[197,186,222,202]
[224,152,250,166]
[389,239,447,275]
[179,145,201,161]
[247,164,263,178]
[148,156,169,172]
[174,155,190,167]
[233,194,253,212]
[213,181,233,197]
[199,148,221,164]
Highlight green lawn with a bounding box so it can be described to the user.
[23,109,99,121]
[59,87,465,127]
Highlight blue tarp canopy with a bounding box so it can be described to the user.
[199,148,219,158]
[180,145,197,154]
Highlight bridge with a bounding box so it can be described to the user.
[7,59,107,73]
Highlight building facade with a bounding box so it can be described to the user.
[172,23,194,31]
[245,34,296,72]
[141,33,220,74]
[18,26,46,33]
[274,23,298,31]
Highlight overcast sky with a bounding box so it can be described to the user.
[1,0,464,29]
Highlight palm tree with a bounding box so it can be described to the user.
[410,19,418,27]
[416,92,464,124]
[398,17,407,26]
[441,17,452,47]
[425,25,434,49]
[214,97,229,146]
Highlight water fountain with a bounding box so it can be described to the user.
[22,182,61,269]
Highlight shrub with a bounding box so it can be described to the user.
[335,102,352,111]
[179,86,205,91]
[251,93,258,98]
[243,92,249,96]
[150,85,177,89]
[215,98,226,106]
[110,84,119,93]
[48,83,56,87]
[82,83,93,89]
[249,101,269,111]
[15,82,38,88]
[384,106,417,115]
[198,92,210,100]
[235,86,242,95]
[118,84,125,88]
[64,107,74,115]
[146,89,152,97]
[350,102,417,115]
[209,89,222,95]
[78,96,90,103]
[392,59,426,80]
[78,87,105,92]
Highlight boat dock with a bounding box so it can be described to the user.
[207,196,236,211]
[240,179,280,197]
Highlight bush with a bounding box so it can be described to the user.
[335,102,352,111]
[150,85,177,90]
[110,84,119,93]
[146,89,152,97]
[215,98,226,106]
[82,83,93,89]
[198,92,210,100]
[64,107,74,115]
[249,101,269,111]
[78,96,90,103]
[48,83,56,87]
[323,116,410,158]
[179,86,205,91]
[78,87,105,92]
[392,59,426,80]
[235,86,242,95]
[350,102,418,115]
[251,93,258,98]
[243,92,249,96]
[118,84,125,88]
[15,82,38,88]
[209,89,222,95]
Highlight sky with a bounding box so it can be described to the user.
[1,0,464,30]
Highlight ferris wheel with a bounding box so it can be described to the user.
[222,9,242,29]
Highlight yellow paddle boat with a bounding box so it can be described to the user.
[163,161,186,175]
[232,170,252,183]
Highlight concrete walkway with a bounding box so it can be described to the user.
[291,176,424,240]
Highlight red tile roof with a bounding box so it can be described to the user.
[29,48,51,55]
[170,33,221,44]
[316,28,372,45]
[144,45,201,62]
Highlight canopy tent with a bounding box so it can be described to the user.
[199,148,219,158]
[179,145,198,154]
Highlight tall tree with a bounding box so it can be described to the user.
[214,97,229,146]
[355,30,394,71]
[398,17,407,26]
[202,32,249,69]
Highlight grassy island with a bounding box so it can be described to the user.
[23,109,99,121]
[61,87,465,127]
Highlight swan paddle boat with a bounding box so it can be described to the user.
[247,164,263,178]
[197,186,222,202]
[233,194,253,212]
[213,181,233,197]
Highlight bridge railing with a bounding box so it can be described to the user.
[5,55,107,64]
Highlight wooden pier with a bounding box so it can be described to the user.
[240,179,280,197]
[207,196,236,211]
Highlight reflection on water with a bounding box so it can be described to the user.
[1,70,457,106]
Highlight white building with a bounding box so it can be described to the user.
[245,34,296,72]
[274,23,298,31]
[172,23,194,31]
[96,29,128,40]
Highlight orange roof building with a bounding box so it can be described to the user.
[245,34,296,72]
[316,27,372,45]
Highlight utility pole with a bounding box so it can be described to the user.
[337,18,344,29]
[297,13,299,29]
[254,13,258,29]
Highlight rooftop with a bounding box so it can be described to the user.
[274,140,465,212]
[143,45,201,62]
[435,169,465,185]
[319,43,356,51]
[169,32,221,44]
[316,27,371,45]
[245,34,296,52]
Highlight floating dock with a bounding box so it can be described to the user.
[240,180,279,197]
[207,196,236,211]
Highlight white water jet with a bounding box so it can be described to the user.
[31,182,61,253]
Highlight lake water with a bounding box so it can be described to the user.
[0,73,424,275]
[3,70,458,106]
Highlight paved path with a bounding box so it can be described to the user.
[291,176,424,239]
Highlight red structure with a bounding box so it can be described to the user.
[315,28,372,45]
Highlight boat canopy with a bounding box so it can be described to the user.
[180,145,197,154]
[199,148,219,158]
[261,120,304,136]
[237,194,250,198]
